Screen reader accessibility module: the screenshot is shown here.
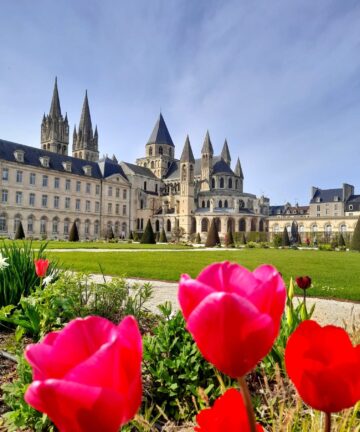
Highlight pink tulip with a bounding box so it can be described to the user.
[178,261,286,378]
[34,258,49,277]
[25,315,142,432]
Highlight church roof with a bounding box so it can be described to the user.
[212,158,235,175]
[180,135,195,163]
[120,162,158,179]
[310,188,343,203]
[234,157,244,179]
[49,77,62,118]
[201,131,214,154]
[221,139,231,162]
[98,157,128,180]
[78,91,93,133]
[147,113,174,147]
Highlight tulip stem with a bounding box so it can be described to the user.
[237,376,257,432]
[324,412,331,432]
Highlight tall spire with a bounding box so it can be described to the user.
[221,139,231,165]
[201,130,214,155]
[79,90,92,132]
[235,157,244,179]
[147,113,174,147]
[180,135,195,163]
[49,77,62,118]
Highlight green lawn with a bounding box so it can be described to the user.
[47,248,360,301]
[1,240,189,250]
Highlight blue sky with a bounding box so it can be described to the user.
[1,0,360,204]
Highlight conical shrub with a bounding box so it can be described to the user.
[107,226,114,240]
[338,232,346,247]
[242,232,247,245]
[195,232,201,244]
[141,220,156,244]
[225,229,235,247]
[205,219,221,247]
[350,216,360,251]
[282,227,290,247]
[14,221,25,240]
[159,228,168,243]
[69,222,79,242]
[128,231,134,240]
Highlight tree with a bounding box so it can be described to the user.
[172,226,185,243]
[242,232,247,245]
[141,219,156,244]
[69,222,79,242]
[159,228,168,243]
[106,226,114,240]
[195,232,201,244]
[225,229,235,248]
[14,221,25,240]
[155,232,160,242]
[133,231,139,241]
[338,232,346,247]
[291,221,298,244]
[205,219,221,247]
[282,227,290,247]
[350,216,360,251]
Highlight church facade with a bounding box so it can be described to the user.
[0,79,270,240]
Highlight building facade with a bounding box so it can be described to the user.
[0,79,270,240]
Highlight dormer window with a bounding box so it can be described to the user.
[83,165,92,176]
[316,197,321,203]
[334,196,339,202]
[62,161,72,172]
[14,150,25,162]
[39,156,50,168]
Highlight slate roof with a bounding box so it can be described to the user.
[120,162,158,179]
[212,158,235,175]
[310,188,343,203]
[0,139,130,181]
[346,195,360,203]
[180,136,195,163]
[147,114,174,147]
[201,131,214,154]
[49,77,62,118]
[221,140,231,162]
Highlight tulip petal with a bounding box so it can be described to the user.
[187,292,275,377]
[25,379,128,432]
[178,274,215,319]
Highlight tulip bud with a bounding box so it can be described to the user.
[295,276,312,290]
[288,278,295,301]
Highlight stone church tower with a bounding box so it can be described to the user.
[41,78,69,155]
[179,135,195,235]
[200,131,213,191]
[72,91,99,161]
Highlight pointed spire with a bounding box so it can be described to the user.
[79,90,93,132]
[221,139,231,165]
[180,135,195,163]
[201,130,214,155]
[73,125,77,137]
[49,77,62,118]
[147,113,174,147]
[235,157,244,179]
[94,125,98,137]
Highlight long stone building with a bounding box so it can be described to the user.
[0,79,269,240]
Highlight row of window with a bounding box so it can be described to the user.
[273,224,348,233]
[211,177,240,190]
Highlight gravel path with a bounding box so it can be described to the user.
[90,274,360,328]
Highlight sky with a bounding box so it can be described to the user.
[1,0,360,204]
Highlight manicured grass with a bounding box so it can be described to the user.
[1,240,189,250]
[47,248,360,301]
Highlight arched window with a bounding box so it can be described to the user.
[143,181,147,191]
[227,218,234,232]
[239,200,245,210]
[94,220,99,236]
[207,200,210,208]
[64,218,70,235]
[239,218,246,231]
[159,146,163,155]
[211,178,215,189]
[0,214,7,232]
[273,224,279,233]
[311,224,318,233]
[202,201,205,208]
[224,200,228,208]
[340,224,347,233]
[214,218,221,232]
[14,214,22,233]
[137,219,140,230]
[140,200,144,209]
[52,217,59,234]
[85,220,90,236]
[251,219,257,231]
[190,165,194,181]
[259,219,264,232]
[121,222,127,237]
[40,217,47,235]
[149,147,153,156]
[201,218,209,232]
[114,222,120,235]
[27,215,34,233]
[155,220,160,232]
[228,178,232,188]
[325,224,332,234]
[220,178,224,188]
[151,161,155,169]
[166,219,171,232]
[140,219,144,230]
[219,200,223,208]
[181,164,187,181]
[235,179,238,189]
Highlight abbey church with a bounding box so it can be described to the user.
[0,79,269,240]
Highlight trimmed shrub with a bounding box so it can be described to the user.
[338,232,346,247]
[242,232,247,245]
[140,220,156,244]
[273,234,282,247]
[106,226,114,240]
[133,231,139,241]
[69,222,79,242]
[205,219,221,247]
[14,221,25,240]
[195,232,201,244]
[225,230,235,248]
[350,216,360,251]
[128,231,134,240]
[159,228,168,243]
[155,232,160,242]
[282,227,290,247]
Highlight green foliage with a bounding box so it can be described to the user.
[245,241,259,249]
[282,227,290,247]
[1,355,54,431]
[68,222,79,242]
[195,232,201,244]
[318,244,333,251]
[159,228,168,243]
[205,219,220,247]
[133,231,139,241]
[128,231,133,240]
[106,225,115,240]
[0,273,154,340]
[351,216,360,251]
[14,222,25,240]
[141,220,156,244]
[338,232,346,247]
[171,226,185,242]
[273,234,282,247]
[143,309,232,422]
[0,241,58,307]
[224,230,235,247]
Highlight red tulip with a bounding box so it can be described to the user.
[195,388,264,431]
[295,276,312,290]
[178,261,286,378]
[285,320,360,413]
[34,258,49,278]
[24,316,142,432]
